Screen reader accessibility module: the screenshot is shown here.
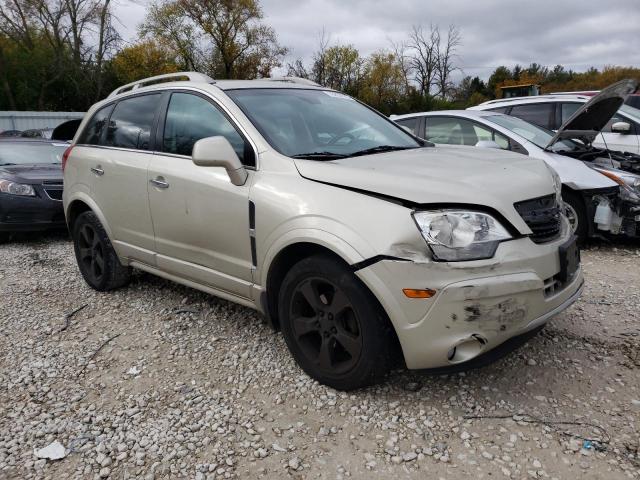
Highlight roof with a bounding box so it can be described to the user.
[469,94,591,110]
[499,83,540,89]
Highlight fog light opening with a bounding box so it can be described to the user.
[447,335,487,364]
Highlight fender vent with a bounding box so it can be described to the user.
[514,194,561,244]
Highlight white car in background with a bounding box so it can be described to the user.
[468,90,640,155]
[392,80,640,242]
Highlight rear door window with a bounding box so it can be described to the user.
[509,103,554,129]
[105,94,160,151]
[78,104,113,145]
[162,92,252,165]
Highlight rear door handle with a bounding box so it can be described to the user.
[150,177,169,189]
[90,166,104,176]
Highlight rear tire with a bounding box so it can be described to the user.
[278,254,393,390]
[562,190,588,244]
[72,211,131,291]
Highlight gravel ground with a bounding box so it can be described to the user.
[0,232,639,480]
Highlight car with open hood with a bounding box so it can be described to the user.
[469,81,640,155]
[63,72,583,390]
[0,138,67,242]
[393,80,640,242]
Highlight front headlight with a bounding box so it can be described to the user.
[0,179,35,196]
[594,168,640,204]
[413,210,513,261]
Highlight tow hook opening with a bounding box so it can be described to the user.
[447,335,488,364]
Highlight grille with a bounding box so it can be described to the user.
[514,194,561,244]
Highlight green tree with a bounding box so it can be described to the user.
[487,66,512,98]
[359,51,406,114]
[109,39,179,85]
[167,0,288,79]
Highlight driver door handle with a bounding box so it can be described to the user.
[150,177,170,189]
[90,166,104,176]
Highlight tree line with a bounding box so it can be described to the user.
[1,0,638,113]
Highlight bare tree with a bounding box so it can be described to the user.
[310,28,330,85]
[406,24,440,97]
[286,58,310,79]
[434,24,461,99]
[390,39,412,92]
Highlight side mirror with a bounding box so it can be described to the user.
[475,140,502,149]
[192,136,248,186]
[611,121,631,134]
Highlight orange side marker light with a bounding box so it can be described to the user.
[402,288,436,299]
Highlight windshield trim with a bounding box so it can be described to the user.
[225,87,428,160]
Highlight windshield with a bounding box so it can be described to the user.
[226,88,421,158]
[485,114,580,152]
[0,142,67,166]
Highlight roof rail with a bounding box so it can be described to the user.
[107,71,215,98]
[266,76,321,87]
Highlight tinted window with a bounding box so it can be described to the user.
[509,103,554,129]
[105,94,160,150]
[78,104,113,145]
[162,92,249,163]
[488,107,509,114]
[561,103,581,124]
[395,117,418,135]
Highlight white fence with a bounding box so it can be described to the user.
[0,111,84,133]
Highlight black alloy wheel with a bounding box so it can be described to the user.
[77,223,106,284]
[279,254,393,390]
[289,277,363,375]
[72,211,131,291]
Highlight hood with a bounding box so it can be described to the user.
[546,78,638,149]
[294,146,556,231]
[51,119,81,141]
[0,163,63,183]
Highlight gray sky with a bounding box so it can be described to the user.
[115,0,640,80]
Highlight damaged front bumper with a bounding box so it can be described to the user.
[355,224,583,370]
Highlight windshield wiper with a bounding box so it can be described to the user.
[291,151,348,160]
[346,145,416,158]
[0,163,17,166]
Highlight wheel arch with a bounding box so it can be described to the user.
[65,193,113,239]
[264,242,351,330]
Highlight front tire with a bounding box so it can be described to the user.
[562,190,588,244]
[278,254,393,390]
[72,211,131,291]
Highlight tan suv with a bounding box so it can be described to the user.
[63,72,583,390]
